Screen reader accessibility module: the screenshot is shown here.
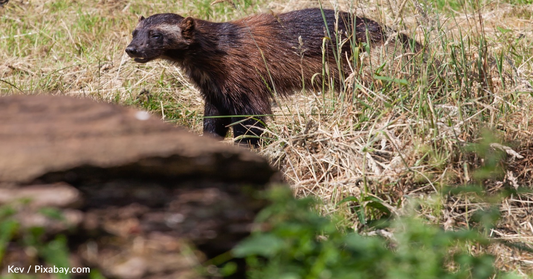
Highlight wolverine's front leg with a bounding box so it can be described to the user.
[203,100,231,139]
[231,116,264,147]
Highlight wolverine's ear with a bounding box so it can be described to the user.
[138,16,145,22]
[181,17,195,39]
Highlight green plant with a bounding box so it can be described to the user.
[225,187,521,279]
[0,205,96,279]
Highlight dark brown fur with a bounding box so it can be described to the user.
[126,8,420,146]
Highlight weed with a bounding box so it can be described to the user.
[225,187,522,279]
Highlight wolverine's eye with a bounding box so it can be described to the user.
[151,33,162,39]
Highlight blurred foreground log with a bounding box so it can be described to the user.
[0,94,279,278]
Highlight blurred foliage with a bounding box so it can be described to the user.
[226,186,521,279]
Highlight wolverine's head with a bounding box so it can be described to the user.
[125,13,195,63]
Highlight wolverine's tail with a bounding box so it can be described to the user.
[383,27,423,54]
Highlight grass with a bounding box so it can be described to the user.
[1,0,533,276]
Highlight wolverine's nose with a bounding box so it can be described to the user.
[125,46,138,56]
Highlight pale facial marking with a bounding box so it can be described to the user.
[156,24,182,34]
[144,24,183,42]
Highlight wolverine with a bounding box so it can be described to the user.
[126,8,420,146]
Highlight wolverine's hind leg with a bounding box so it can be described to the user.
[203,100,231,139]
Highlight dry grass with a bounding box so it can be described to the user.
[259,2,533,274]
[2,0,533,275]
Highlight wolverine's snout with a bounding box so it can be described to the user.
[125,45,151,63]
[125,46,139,56]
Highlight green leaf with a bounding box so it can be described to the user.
[337,196,359,206]
[373,74,409,86]
[40,235,71,279]
[0,219,19,263]
[366,201,391,216]
[233,234,285,258]
[39,207,65,221]
[496,26,512,34]
[219,262,237,276]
